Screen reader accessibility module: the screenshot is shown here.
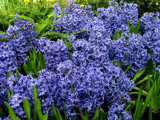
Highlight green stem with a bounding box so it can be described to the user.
[133,87,148,96]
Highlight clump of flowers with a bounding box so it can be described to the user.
[0,42,17,106]
[109,33,150,77]
[97,1,138,38]
[0,15,38,107]
[52,1,94,33]
[140,12,160,70]
[5,15,38,66]
[1,0,160,119]
[41,39,70,70]
[56,60,133,118]
[8,69,61,118]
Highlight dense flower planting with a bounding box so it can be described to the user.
[0,0,160,119]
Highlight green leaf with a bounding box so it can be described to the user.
[57,109,63,120]
[23,98,31,120]
[127,20,130,26]
[42,113,48,120]
[32,48,37,63]
[23,63,30,75]
[69,52,72,60]
[7,89,12,101]
[8,71,13,77]
[92,107,99,120]
[113,30,121,40]
[52,105,59,120]
[83,109,89,120]
[33,86,38,100]
[133,69,146,82]
[117,61,122,69]
[33,86,38,119]
[63,105,67,120]
[36,99,43,119]
[4,102,18,120]
[16,68,20,78]
[141,86,153,118]
[33,99,38,120]
[125,62,133,74]
[134,86,142,120]
[149,103,152,120]
[135,75,153,86]
[15,116,20,120]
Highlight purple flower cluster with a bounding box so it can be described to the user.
[8,69,61,118]
[108,103,132,120]
[96,1,138,37]
[52,0,148,78]
[109,33,150,77]
[5,34,134,119]
[2,0,160,119]
[37,38,70,70]
[52,2,94,33]
[5,15,38,65]
[71,37,110,67]
[0,42,17,106]
[0,15,38,108]
[140,12,160,70]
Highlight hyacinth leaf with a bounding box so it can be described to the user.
[37,61,41,72]
[16,68,20,78]
[4,102,20,120]
[130,23,135,33]
[36,99,43,119]
[133,69,146,82]
[149,103,152,120]
[42,54,46,69]
[92,107,100,120]
[33,86,38,100]
[23,98,31,120]
[133,86,153,120]
[7,90,11,101]
[57,109,63,120]
[141,86,153,118]
[33,100,38,120]
[125,62,133,74]
[83,109,89,120]
[23,63,30,75]
[100,111,106,120]
[52,105,61,120]
[63,105,67,120]
[69,52,73,60]
[32,48,37,63]
[33,86,38,120]
[7,89,13,101]
[83,116,89,120]
[135,20,141,34]
[150,72,160,111]
[31,60,37,74]
[8,71,13,77]
[42,113,48,120]
[127,20,130,26]
[117,61,122,69]
[113,30,121,40]
[135,75,153,86]
[134,86,143,120]
[29,49,32,58]
[112,60,116,66]
[24,49,46,76]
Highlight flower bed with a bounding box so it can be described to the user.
[0,0,160,120]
